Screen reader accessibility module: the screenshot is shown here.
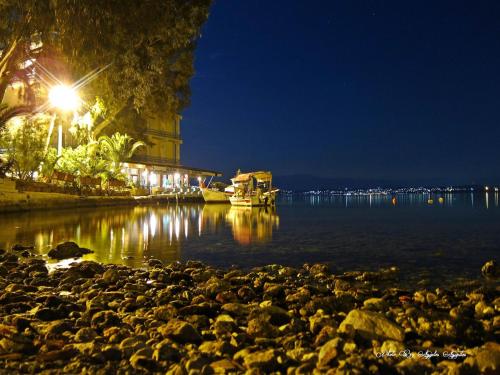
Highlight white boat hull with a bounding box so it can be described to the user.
[201,188,230,203]
[230,192,277,207]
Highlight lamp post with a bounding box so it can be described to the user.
[48,85,80,156]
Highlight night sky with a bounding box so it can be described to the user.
[182,1,500,186]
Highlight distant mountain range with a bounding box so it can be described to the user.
[272,175,395,191]
[272,175,489,191]
[213,174,495,191]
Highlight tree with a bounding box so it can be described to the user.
[0,1,54,126]
[99,133,145,172]
[0,0,212,133]
[68,97,105,144]
[56,142,108,178]
[0,115,48,180]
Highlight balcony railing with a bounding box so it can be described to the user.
[130,154,179,166]
[144,128,181,140]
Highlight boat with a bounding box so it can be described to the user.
[229,171,279,207]
[201,185,234,203]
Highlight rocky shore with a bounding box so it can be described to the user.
[0,246,498,374]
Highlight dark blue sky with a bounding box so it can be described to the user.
[182,0,500,185]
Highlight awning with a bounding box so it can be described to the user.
[126,156,222,176]
[231,171,272,183]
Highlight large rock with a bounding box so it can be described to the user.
[90,310,121,331]
[473,342,500,374]
[153,339,180,361]
[318,338,340,367]
[481,260,499,279]
[339,309,404,342]
[252,305,291,326]
[47,242,93,260]
[158,320,202,344]
[64,261,104,279]
[221,303,250,317]
[210,359,242,373]
[246,318,279,338]
[102,269,120,283]
[243,349,278,372]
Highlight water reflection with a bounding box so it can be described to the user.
[0,204,280,267]
[201,205,280,245]
[300,192,496,209]
[226,206,279,245]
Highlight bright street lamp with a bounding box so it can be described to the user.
[48,85,80,156]
[49,85,80,111]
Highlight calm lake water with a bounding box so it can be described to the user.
[0,192,499,285]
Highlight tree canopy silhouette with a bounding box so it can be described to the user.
[0,0,211,131]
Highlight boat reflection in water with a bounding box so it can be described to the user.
[0,203,280,267]
[226,206,279,245]
[201,204,279,245]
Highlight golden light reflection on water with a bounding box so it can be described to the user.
[0,204,280,267]
[226,206,279,245]
[200,205,279,245]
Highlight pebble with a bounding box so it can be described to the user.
[0,248,496,373]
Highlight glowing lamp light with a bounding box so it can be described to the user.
[149,172,157,186]
[197,176,202,181]
[49,85,80,111]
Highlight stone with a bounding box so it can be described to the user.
[148,258,163,267]
[380,340,405,354]
[130,353,157,372]
[243,349,278,372]
[102,269,120,283]
[339,309,404,342]
[396,357,434,374]
[247,318,279,338]
[11,244,34,251]
[101,345,122,361]
[309,311,336,334]
[35,308,67,321]
[71,262,105,278]
[47,242,93,259]
[153,339,180,361]
[363,298,387,310]
[210,359,242,373]
[474,342,500,374]
[158,319,202,344]
[74,327,97,342]
[318,338,341,367]
[119,337,148,358]
[221,303,250,317]
[45,320,73,336]
[481,260,499,279]
[256,305,291,326]
[90,310,121,331]
[314,325,337,347]
[153,305,177,321]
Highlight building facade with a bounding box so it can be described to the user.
[2,79,221,188]
[124,112,220,190]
